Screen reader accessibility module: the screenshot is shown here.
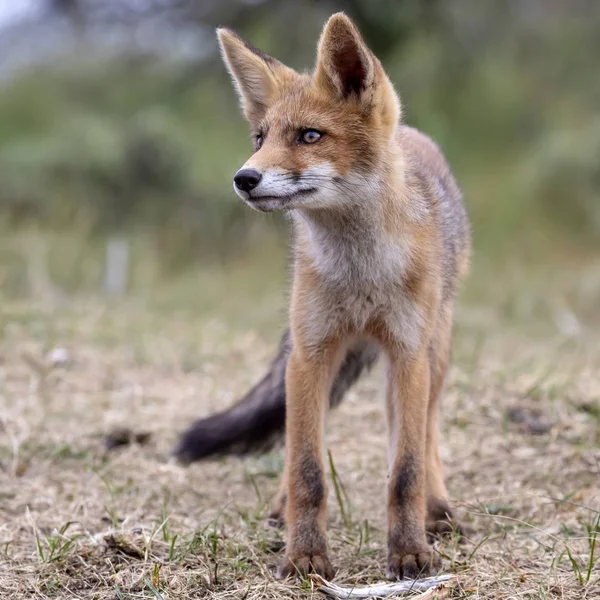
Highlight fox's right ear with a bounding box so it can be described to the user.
[217,28,292,122]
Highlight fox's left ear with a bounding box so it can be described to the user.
[315,13,400,130]
[217,28,294,122]
[314,13,376,102]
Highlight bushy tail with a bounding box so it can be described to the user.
[174,330,379,463]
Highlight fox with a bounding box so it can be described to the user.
[177,13,471,581]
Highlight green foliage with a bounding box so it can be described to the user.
[0,61,261,269]
[0,2,597,274]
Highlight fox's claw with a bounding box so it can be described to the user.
[386,548,440,580]
[277,553,335,580]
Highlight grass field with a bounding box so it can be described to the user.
[1,257,600,599]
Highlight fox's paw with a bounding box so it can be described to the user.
[267,495,286,528]
[386,547,440,580]
[426,498,464,541]
[276,552,334,580]
[267,510,285,529]
[426,516,464,541]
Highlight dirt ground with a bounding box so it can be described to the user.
[1,266,599,599]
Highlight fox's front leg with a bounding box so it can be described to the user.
[276,341,341,580]
[386,347,441,580]
[269,337,380,528]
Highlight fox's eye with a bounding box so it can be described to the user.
[300,129,322,144]
[254,135,263,150]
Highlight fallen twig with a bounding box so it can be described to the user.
[311,573,456,599]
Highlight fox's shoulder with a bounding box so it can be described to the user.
[397,125,471,284]
[396,124,463,211]
[397,125,456,192]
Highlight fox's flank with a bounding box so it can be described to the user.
[181,11,471,583]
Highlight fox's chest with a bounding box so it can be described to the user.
[309,231,408,299]
[323,268,416,335]
[300,231,423,350]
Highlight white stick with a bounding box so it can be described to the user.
[311,573,456,599]
[105,236,130,296]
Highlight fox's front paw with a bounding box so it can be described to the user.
[276,552,334,580]
[386,547,440,580]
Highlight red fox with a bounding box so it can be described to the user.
[178,13,471,581]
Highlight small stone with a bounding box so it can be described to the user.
[47,347,70,368]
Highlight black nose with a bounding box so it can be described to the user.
[234,169,262,193]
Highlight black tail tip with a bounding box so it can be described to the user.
[172,439,196,465]
[173,411,285,464]
[172,418,229,464]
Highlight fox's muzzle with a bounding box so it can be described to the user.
[231,164,328,212]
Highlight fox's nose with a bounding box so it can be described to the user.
[234,169,262,193]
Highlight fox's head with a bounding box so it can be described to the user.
[217,13,401,213]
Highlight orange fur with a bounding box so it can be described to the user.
[217,12,471,581]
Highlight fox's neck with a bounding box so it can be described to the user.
[291,166,415,284]
[293,159,408,246]
[295,199,383,249]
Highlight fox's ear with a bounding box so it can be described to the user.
[314,13,375,102]
[217,28,292,122]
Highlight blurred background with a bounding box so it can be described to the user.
[0,0,598,328]
[3,6,600,597]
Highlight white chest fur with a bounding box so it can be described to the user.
[293,210,424,352]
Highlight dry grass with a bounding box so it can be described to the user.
[1,263,600,599]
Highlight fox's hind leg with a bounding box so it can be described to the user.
[268,465,287,528]
[425,304,462,539]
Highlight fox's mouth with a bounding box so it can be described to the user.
[244,187,318,211]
